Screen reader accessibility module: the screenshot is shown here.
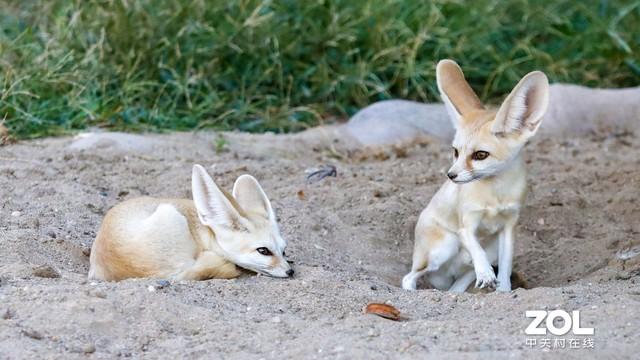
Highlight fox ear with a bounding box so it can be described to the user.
[492,71,549,138]
[436,59,485,128]
[192,165,247,230]
[232,175,274,220]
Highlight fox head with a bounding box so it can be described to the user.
[436,59,549,184]
[191,164,293,278]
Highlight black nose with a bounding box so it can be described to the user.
[286,269,295,277]
[447,172,458,180]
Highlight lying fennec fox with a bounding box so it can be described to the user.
[89,165,293,281]
[402,60,549,292]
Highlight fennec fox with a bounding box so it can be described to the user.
[402,60,549,292]
[89,165,293,281]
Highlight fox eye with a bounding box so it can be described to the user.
[453,148,459,158]
[472,151,490,161]
[256,247,272,256]
[283,250,286,257]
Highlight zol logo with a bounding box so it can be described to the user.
[525,310,594,335]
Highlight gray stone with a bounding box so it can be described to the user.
[68,132,156,153]
[344,85,640,147]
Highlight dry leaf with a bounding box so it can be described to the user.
[363,303,402,321]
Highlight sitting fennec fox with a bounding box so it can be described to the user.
[89,165,293,281]
[402,60,549,292]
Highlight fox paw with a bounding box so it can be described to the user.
[475,269,497,289]
[496,278,512,292]
[401,273,418,290]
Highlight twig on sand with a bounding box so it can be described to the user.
[305,164,337,184]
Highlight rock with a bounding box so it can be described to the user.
[2,308,13,320]
[345,100,452,146]
[367,329,379,338]
[343,85,640,147]
[616,271,632,280]
[83,344,96,354]
[68,132,156,154]
[90,290,107,299]
[10,211,21,217]
[156,280,170,289]
[86,203,103,215]
[32,265,60,279]
[82,247,91,257]
[22,329,43,340]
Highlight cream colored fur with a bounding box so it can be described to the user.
[89,165,292,281]
[402,60,549,293]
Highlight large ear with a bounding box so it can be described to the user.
[491,71,549,138]
[192,164,246,230]
[232,175,274,220]
[436,59,485,127]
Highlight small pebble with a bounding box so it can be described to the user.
[32,265,60,279]
[537,218,545,225]
[91,290,107,299]
[83,344,96,354]
[147,285,156,292]
[2,309,13,320]
[22,329,43,340]
[11,211,21,217]
[156,280,170,289]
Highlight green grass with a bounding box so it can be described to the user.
[1,0,639,139]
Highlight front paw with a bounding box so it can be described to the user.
[496,279,511,292]
[401,273,417,291]
[475,268,497,289]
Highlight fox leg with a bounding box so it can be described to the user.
[402,268,428,290]
[497,220,516,292]
[449,240,499,293]
[402,237,430,290]
[460,214,496,289]
[173,252,242,281]
[449,270,475,293]
[402,229,458,290]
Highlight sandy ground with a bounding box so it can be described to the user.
[0,127,639,359]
